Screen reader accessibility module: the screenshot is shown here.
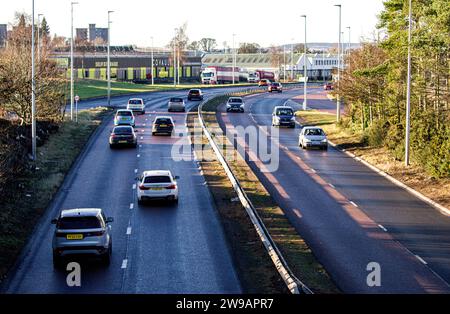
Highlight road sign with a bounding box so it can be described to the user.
[75,95,80,102]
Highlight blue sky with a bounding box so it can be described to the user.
[0,0,386,47]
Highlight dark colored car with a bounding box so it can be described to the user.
[324,82,334,90]
[268,82,283,93]
[109,126,137,148]
[188,89,204,101]
[152,116,175,136]
[272,106,296,128]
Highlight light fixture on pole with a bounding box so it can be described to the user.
[301,15,307,111]
[405,0,412,166]
[151,36,154,85]
[107,10,114,107]
[334,4,341,122]
[31,0,36,161]
[70,2,78,122]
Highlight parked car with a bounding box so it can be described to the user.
[299,126,328,150]
[152,116,175,136]
[226,97,245,112]
[187,89,204,101]
[51,208,114,267]
[272,106,296,128]
[109,126,137,148]
[324,82,334,90]
[114,109,135,127]
[137,170,179,204]
[268,82,283,93]
[258,79,271,87]
[126,98,145,114]
[168,97,186,112]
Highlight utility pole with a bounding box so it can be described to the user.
[31,0,36,161]
[291,39,294,81]
[335,4,342,122]
[177,47,180,85]
[173,28,177,87]
[283,45,286,83]
[151,36,154,85]
[70,2,78,121]
[301,15,307,111]
[107,10,114,107]
[405,0,412,166]
[232,34,236,84]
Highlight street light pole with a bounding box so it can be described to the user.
[283,45,286,83]
[405,0,412,166]
[31,0,36,161]
[232,33,236,84]
[173,29,177,87]
[70,2,78,121]
[107,10,113,107]
[335,4,342,122]
[151,36,154,85]
[291,39,294,81]
[301,15,307,110]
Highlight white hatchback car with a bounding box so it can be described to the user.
[126,98,145,115]
[299,126,328,150]
[137,170,179,204]
[168,97,186,112]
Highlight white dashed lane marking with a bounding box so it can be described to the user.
[126,227,132,235]
[121,259,128,269]
[350,201,358,208]
[416,255,427,265]
[378,224,388,232]
[129,203,134,210]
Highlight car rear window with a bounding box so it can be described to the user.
[276,109,293,116]
[170,98,183,102]
[117,111,132,117]
[144,176,172,184]
[129,99,142,105]
[155,118,172,124]
[305,129,325,136]
[229,98,243,103]
[189,90,200,94]
[272,83,280,86]
[113,127,133,134]
[58,217,101,229]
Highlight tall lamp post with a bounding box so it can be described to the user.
[31,0,36,161]
[290,39,294,81]
[151,36,154,85]
[301,15,307,110]
[107,10,114,107]
[70,2,78,121]
[232,33,236,84]
[405,0,412,166]
[37,14,43,64]
[334,4,342,122]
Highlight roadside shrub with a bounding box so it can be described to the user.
[385,123,405,161]
[365,120,389,147]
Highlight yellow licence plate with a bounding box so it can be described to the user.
[160,124,167,127]
[66,234,83,240]
[151,187,164,191]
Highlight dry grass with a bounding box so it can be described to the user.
[296,110,450,210]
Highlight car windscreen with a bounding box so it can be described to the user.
[58,217,101,229]
[170,98,183,102]
[128,100,142,105]
[272,83,280,86]
[229,98,243,103]
[276,109,293,116]
[305,129,325,136]
[155,118,172,124]
[144,176,172,184]
[113,127,133,134]
[117,111,132,117]
[202,73,213,77]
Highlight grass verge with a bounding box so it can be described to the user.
[0,107,113,282]
[192,94,339,293]
[296,110,450,210]
[73,79,254,100]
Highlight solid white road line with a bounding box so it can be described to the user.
[121,259,128,269]
[416,255,428,265]
[378,224,388,232]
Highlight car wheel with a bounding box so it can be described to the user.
[109,144,114,149]
[138,198,143,205]
[101,246,111,266]
[152,132,156,136]
[323,146,328,151]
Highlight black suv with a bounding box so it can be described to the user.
[152,116,175,136]
[188,89,204,101]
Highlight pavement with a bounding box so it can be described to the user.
[215,87,450,293]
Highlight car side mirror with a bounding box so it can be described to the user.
[106,217,114,223]
[51,218,58,224]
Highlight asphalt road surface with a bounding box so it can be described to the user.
[216,87,450,293]
[2,87,248,293]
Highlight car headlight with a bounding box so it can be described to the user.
[226,104,231,107]
[305,139,312,143]
[274,116,280,120]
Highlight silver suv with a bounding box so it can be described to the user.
[51,208,113,268]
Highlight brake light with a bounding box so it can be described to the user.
[139,184,150,190]
[166,184,177,190]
